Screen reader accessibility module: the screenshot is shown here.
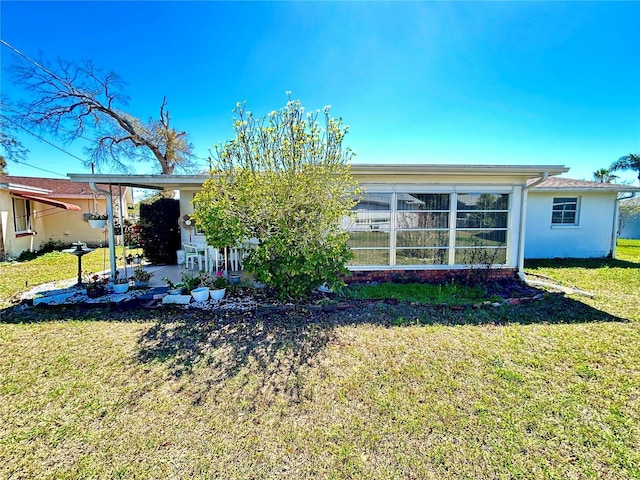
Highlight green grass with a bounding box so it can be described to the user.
[0,240,639,478]
[0,247,134,308]
[342,281,495,305]
[525,238,640,321]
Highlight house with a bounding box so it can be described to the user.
[525,177,640,259]
[67,165,640,281]
[0,175,133,260]
[68,165,564,282]
[619,196,640,239]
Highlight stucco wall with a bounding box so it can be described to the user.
[0,192,122,258]
[525,191,617,258]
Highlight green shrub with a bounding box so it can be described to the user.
[140,197,181,265]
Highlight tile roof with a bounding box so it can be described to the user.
[530,176,640,192]
[0,175,125,198]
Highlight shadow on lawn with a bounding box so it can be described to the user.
[526,257,639,270]
[135,292,625,406]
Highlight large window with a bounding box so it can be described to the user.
[345,191,510,268]
[13,198,32,233]
[396,193,449,265]
[552,197,578,225]
[455,193,509,265]
[345,193,391,266]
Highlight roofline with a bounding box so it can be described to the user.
[68,164,570,189]
[532,185,640,193]
[349,164,569,176]
[1,182,52,195]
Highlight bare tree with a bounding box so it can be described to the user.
[7,51,195,174]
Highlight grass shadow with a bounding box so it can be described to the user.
[526,257,639,269]
[135,291,626,406]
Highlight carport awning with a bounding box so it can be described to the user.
[11,192,82,211]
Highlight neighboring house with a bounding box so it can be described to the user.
[0,176,133,260]
[525,177,640,259]
[70,164,567,281]
[619,196,640,239]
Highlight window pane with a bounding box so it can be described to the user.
[348,231,390,248]
[397,193,450,211]
[348,249,390,266]
[457,193,509,211]
[353,193,391,211]
[343,212,391,230]
[396,230,449,248]
[13,198,29,232]
[455,230,507,247]
[397,212,449,229]
[454,248,507,265]
[456,212,508,229]
[552,197,578,224]
[396,248,449,265]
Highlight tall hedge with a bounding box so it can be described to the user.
[140,197,181,265]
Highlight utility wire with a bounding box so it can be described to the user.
[2,116,87,164]
[0,38,66,85]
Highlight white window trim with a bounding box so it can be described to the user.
[551,196,580,226]
[347,189,512,269]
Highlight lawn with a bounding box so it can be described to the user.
[0,241,639,479]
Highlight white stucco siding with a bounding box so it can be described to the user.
[525,191,617,258]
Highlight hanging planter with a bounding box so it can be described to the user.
[87,214,108,229]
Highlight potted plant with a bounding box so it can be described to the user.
[182,272,208,302]
[87,213,108,229]
[131,265,152,287]
[204,271,227,301]
[112,272,129,294]
[83,272,107,298]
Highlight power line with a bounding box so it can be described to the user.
[9,159,67,178]
[2,115,87,164]
[0,38,66,85]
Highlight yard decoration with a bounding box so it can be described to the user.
[193,95,360,300]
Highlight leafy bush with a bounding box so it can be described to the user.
[194,96,360,300]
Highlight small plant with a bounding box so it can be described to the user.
[181,272,202,291]
[82,271,107,289]
[131,266,152,282]
[87,213,108,220]
[162,277,176,289]
[114,271,129,284]
[203,271,227,289]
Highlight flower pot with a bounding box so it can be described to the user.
[134,280,148,288]
[191,287,210,302]
[88,219,107,229]
[86,286,105,298]
[167,288,183,295]
[229,273,241,285]
[209,288,226,301]
[112,283,129,294]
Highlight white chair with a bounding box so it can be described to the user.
[205,246,223,273]
[183,243,204,270]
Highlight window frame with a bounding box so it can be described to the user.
[12,197,33,235]
[344,188,512,269]
[551,196,580,226]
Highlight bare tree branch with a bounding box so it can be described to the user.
[8,54,196,174]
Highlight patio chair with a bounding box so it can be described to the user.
[183,243,204,270]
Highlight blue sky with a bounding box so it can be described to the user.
[1,1,639,183]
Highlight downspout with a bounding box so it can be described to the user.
[89,182,117,281]
[517,171,549,281]
[612,193,634,259]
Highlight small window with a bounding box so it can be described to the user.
[552,197,578,225]
[13,197,32,233]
